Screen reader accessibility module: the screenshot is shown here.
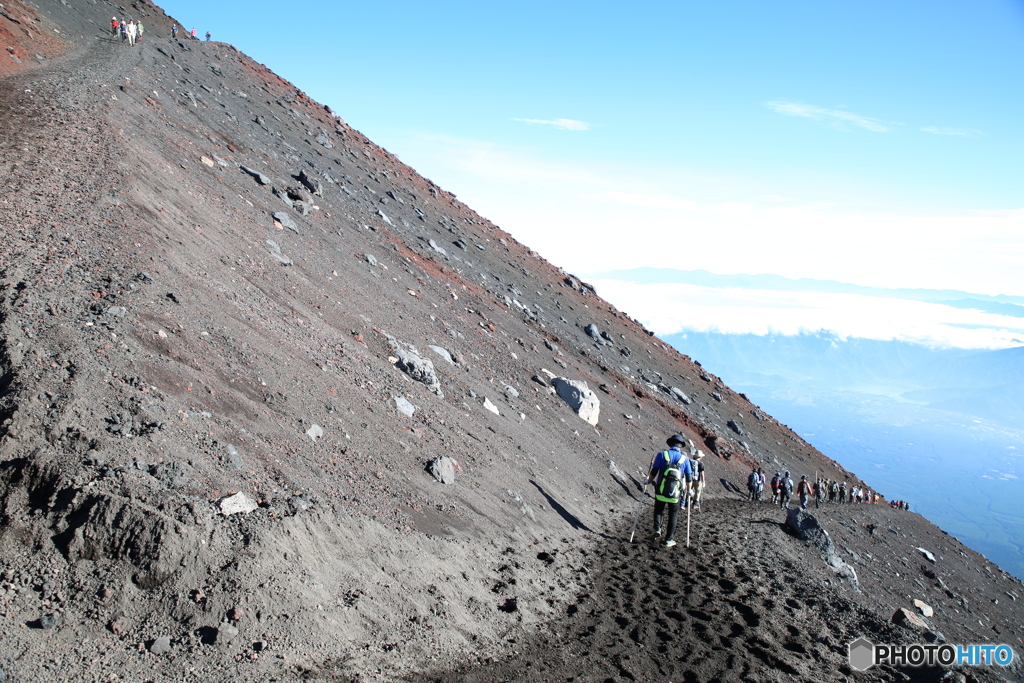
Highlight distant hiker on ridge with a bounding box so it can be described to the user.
[172,25,178,39]
[205,31,211,41]
[643,434,692,548]
[110,17,119,36]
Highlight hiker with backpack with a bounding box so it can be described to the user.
[796,475,812,509]
[690,451,706,510]
[778,471,793,509]
[643,434,693,548]
[111,17,119,36]
[770,472,781,505]
[747,467,759,501]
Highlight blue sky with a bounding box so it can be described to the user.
[159,0,1024,345]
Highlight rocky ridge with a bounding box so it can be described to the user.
[0,0,1022,681]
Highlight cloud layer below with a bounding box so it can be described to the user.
[588,279,1024,350]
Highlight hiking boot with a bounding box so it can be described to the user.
[648,531,661,541]
[664,539,677,548]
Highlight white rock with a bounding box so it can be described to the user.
[306,424,324,441]
[219,492,257,516]
[916,547,936,563]
[552,377,601,425]
[483,398,500,415]
[394,396,415,417]
[428,456,457,484]
[913,599,934,618]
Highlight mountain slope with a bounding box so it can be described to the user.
[1,1,1022,681]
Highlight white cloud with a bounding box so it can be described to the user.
[921,126,982,137]
[588,280,1024,350]
[513,118,591,131]
[766,100,894,132]
[367,132,1024,297]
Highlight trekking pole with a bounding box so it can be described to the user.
[685,486,692,548]
[628,483,647,543]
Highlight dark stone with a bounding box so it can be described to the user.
[298,169,323,197]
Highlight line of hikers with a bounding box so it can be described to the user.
[746,467,880,509]
[889,500,911,511]
[640,435,706,548]
[110,17,144,45]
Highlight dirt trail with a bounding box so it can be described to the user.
[425,498,1004,682]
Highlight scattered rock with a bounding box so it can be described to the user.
[394,396,415,418]
[108,615,131,635]
[427,456,457,484]
[293,200,312,216]
[727,420,743,436]
[239,164,270,185]
[552,377,600,425]
[219,492,258,516]
[38,613,58,630]
[916,547,936,563]
[266,239,293,266]
[273,186,294,207]
[427,345,455,365]
[913,599,934,618]
[364,253,378,267]
[149,635,172,655]
[503,384,519,399]
[200,156,214,167]
[892,607,928,630]
[670,387,691,404]
[394,348,443,397]
[215,622,238,645]
[228,608,244,622]
[315,131,333,148]
[298,169,323,196]
[428,239,447,256]
[584,324,606,344]
[608,460,627,481]
[222,444,244,471]
[273,211,299,233]
[306,424,324,441]
[483,397,500,415]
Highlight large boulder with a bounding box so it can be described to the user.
[552,377,600,425]
[786,507,859,590]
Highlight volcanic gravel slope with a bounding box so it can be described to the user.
[0,1,1021,681]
